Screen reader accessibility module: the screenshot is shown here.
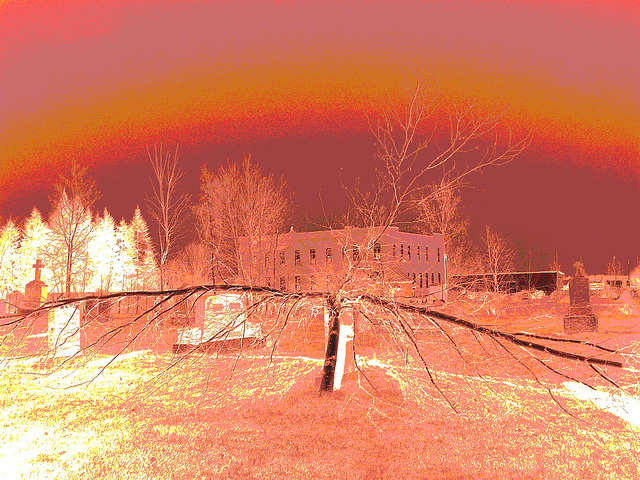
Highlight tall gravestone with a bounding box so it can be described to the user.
[564,261,597,333]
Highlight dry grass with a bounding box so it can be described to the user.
[2,290,640,479]
[2,347,640,480]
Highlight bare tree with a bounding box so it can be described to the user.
[147,145,190,290]
[317,81,529,389]
[344,80,528,233]
[418,176,471,274]
[196,156,291,285]
[48,161,100,296]
[607,256,623,278]
[165,242,213,288]
[483,224,515,292]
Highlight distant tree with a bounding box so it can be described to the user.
[606,256,624,298]
[114,218,136,292]
[607,256,623,278]
[165,242,212,289]
[0,220,21,296]
[47,161,99,295]
[483,224,515,292]
[88,209,119,293]
[147,145,190,290]
[418,177,471,274]
[128,206,158,291]
[196,156,291,285]
[549,250,561,273]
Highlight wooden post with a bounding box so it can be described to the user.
[319,295,341,392]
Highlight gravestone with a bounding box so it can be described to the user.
[6,291,24,314]
[48,306,81,357]
[174,292,262,353]
[23,259,48,310]
[564,261,597,333]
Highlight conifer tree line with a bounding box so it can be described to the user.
[0,205,158,297]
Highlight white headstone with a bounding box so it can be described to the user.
[48,306,81,357]
[202,293,254,342]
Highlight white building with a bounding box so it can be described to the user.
[238,226,446,301]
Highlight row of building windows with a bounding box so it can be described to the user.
[266,243,440,266]
[407,272,442,288]
[265,275,316,292]
[265,271,442,292]
[392,244,440,262]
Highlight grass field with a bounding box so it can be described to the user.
[2,291,640,479]
[2,348,639,480]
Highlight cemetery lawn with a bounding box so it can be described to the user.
[1,350,639,480]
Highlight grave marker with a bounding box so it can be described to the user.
[174,292,262,352]
[48,306,81,357]
[564,261,597,333]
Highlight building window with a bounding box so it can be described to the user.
[279,277,286,291]
[425,273,429,288]
[417,246,420,261]
[408,245,411,260]
[352,244,360,262]
[419,273,423,288]
[279,251,285,265]
[310,275,316,291]
[294,276,301,292]
[373,242,381,260]
[431,273,435,285]
[425,246,429,262]
[412,272,416,283]
[437,248,440,263]
[393,244,396,258]
[400,244,404,259]
[294,249,301,265]
[326,247,333,263]
[438,273,441,284]
[309,248,316,265]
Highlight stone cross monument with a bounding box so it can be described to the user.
[564,261,597,333]
[23,258,48,310]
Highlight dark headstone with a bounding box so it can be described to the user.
[564,261,597,333]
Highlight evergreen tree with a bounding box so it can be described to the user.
[114,219,136,292]
[16,208,52,290]
[88,209,119,293]
[0,220,21,296]
[129,206,159,290]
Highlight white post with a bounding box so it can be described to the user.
[443,253,448,302]
[333,324,354,390]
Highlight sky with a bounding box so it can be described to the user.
[1,0,638,274]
